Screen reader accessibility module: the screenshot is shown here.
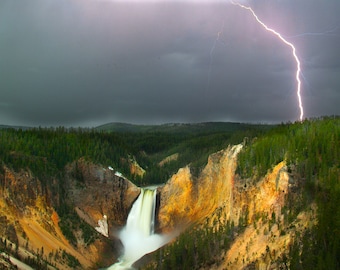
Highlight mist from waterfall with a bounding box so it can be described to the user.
[108,188,170,269]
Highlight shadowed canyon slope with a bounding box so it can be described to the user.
[66,158,140,228]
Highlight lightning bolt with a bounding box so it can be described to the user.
[207,20,225,93]
[285,25,340,39]
[231,0,304,121]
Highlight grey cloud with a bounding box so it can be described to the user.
[0,0,339,126]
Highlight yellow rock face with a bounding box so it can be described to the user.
[130,159,146,177]
[157,145,313,270]
[0,167,98,269]
[158,166,194,230]
[158,153,179,167]
[0,163,136,269]
[158,145,243,232]
[158,145,290,233]
[233,161,289,225]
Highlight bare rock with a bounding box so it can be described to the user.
[158,145,243,232]
[66,158,140,230]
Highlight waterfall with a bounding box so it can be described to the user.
[108,188,167,269]
[124,189,157,237]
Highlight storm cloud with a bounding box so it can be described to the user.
[0,0,339,127]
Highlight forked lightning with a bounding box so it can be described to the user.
[231,0,304,121]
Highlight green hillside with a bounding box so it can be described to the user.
[144,116,340,270]
[0,122,271,186]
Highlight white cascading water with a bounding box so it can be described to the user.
[108,188,168,269]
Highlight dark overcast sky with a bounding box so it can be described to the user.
[1,0,339,127]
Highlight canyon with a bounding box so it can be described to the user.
[0,144,314,269]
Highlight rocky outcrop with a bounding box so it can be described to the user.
[157,144,291,231]
[0,166,52,213]
[0,160,141,269]
[0,166,99,269]
[214,161,315,270]
[159,153,179,167]
[66,158,140,229]
[232,161,289,225]
[129,159,146,178]
[155,145,313,270]
[158,144,243,232]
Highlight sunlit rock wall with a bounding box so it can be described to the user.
[0,166,100,269]
[158,145,242,232]
[232,161,289,225]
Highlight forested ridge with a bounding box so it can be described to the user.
[238,117,339,269]
[143,116,340,270]
[0,122,269,186]
[0,127,129,178]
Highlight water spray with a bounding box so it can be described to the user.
[108,188,170,269]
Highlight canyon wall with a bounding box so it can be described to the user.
[0,166,100,269]
[158,144,243,232]
[0,144,311,269]
[155,145,314,270]
[66,158,140,229]
[0,160,141,269]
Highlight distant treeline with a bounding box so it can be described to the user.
[0,122,270,186]
[0,127,130,179]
